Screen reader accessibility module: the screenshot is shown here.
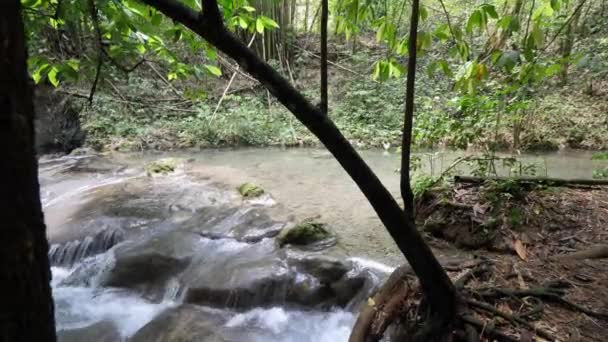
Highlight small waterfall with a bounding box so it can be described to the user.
[49,228,125,266]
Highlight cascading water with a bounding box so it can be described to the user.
[44,153,394,342]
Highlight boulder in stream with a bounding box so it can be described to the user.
[57,320,122,342]
[277,219,336,249]
[238,182,265,198]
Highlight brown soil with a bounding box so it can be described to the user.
[414,182,608,341]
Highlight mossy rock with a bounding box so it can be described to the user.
[277,220,334,247]
[145,159,177,176]
[238,183,265,198]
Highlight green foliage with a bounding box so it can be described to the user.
[411,175,439,199]
[591,152,608,160]
[593,168,608,179]
[22,0,280,88]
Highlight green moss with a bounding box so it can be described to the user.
[591,152,608,160]
[238,183,265,198]
[277,220,332,247]
[145,159,176,175]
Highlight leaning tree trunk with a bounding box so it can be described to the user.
[140,0,457,335]
[0,1,57,341]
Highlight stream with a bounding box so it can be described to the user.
[43,148,602,341]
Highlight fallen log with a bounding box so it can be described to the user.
[454,176,608,187]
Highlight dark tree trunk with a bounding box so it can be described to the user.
[0,1,57,341]
[140,0,457,328]
[400,0,419,218]
[320,0,329,114]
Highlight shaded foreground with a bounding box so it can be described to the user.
[361,180,608,341]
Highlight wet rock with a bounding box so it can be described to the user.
[182,239,369,309]
[34,85,84,154]
[182,239,293,308]
[277,220,336,249]
[99,231,197,300]
[145,158,177,175]
[48,227,125,266]
[178,206,284,242]
[131,305,272,342]
[238,183,265,198]
[57,320,122,342]
[69,147,97,156]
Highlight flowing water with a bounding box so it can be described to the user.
[43,148,602,341]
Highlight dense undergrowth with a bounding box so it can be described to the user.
[67,25,608,152]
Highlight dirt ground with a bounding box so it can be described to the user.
[418,181,608,341]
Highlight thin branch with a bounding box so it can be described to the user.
[292,44,374,80]
[211,34,256,121]
[521,0,536,49]
[437,0,457,45]
[542,0,588,50]
[467,299,555,341]
[102,50,146,73]
[145,60,182,97]
[400,0,420,217]
[88,0,104,105]
[320,0,328,114]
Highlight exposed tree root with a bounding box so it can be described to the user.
[349,259,607,341]
[475,285,608,320]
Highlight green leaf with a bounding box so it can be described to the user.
[544,63,562,76]
[204,64,222,76]
[48,67,59,87]
[419,5,428,21]
[259,16,279,29]
[255,18,264,33]
[466,10,482,34]
[532,25,544,46]
[550,0,561,11]
[151,13,162,26]
[241,5,256,12]
[238,17,248,29]
[482,4,498,19]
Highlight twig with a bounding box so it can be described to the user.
[461,315,519,342]
[542,0,588,50]
[88,0,103,105]
[292,44,377,82]
[466,298,556,341]
[145,60,182,97]
[211,34,256,121]
[437,0,458,45]
[56,90,198,114]
[216,55,258,83]
[477,286,608,320]
[102,50,146,73]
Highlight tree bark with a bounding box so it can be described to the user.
[320,0,329,114]
[0,1,57,341]
[400,0,419,218]
[141,0,456,327]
